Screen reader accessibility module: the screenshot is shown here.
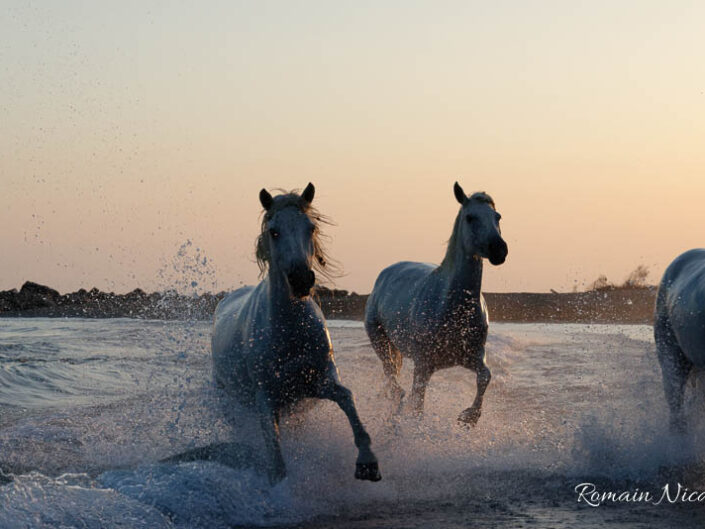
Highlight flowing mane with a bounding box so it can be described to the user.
[254,189,339,282]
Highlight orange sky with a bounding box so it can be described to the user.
[1,1,704,294]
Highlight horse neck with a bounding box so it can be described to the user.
[438,226,484,307]
[266,263,292,305]
[265,262,309,316]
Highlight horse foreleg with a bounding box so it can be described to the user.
[320,382,381,481]
[458,363,491,425]
[655,315,692,433]
[255,389,286,484]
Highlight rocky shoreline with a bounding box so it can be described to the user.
[0,281,657,324]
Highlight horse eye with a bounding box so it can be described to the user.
[269,228,279,239]
[465,215,474,223]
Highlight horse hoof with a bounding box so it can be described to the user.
[458,407,481,425]
[355,461,382,482]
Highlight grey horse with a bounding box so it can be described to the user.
[364,182,507,424]
[655,248,705,432]
[211,183,380,483]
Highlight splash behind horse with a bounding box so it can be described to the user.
[655,248,705,432]
[365,182,507,424]
[212,183,380,483]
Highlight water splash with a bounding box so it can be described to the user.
[156,240,218,296]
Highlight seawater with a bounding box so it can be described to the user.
[1,318,704,528]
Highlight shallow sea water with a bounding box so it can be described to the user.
[1,318,704,528]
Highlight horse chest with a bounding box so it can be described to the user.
[406,305,488,367]
[248,326,332,400]
[274,337,330,372]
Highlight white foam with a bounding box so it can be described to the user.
[99,462,309,528]
[0,472,172,529]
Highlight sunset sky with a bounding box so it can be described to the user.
[2,1,704,295]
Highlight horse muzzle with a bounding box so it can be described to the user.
[287,268,316,298]
[488,238,508,266]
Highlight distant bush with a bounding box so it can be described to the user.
[622,264,650,288]
[589,274,611,291]
[587,265,651,291]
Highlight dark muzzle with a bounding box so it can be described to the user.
[488,238,508,265]
[287,267,315,298]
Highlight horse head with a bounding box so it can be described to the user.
[453,182,508,266]
[257,183,320,298]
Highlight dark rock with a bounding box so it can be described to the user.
[0,288,19,311]
[17,282,60,309]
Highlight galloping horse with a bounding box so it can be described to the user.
[365,182,507,424]
[212,183,380,483]
[655,249,705,432]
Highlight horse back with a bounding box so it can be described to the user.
[212,285,257,399]
[366,262,436,322]
[212,286,256,352]
[367,261,457,350]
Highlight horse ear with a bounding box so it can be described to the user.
[453,182,467,205]
[259,188,273,210]
[302,182,315,204]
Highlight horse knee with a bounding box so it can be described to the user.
[478,365,491,387]
[335,384,354,402]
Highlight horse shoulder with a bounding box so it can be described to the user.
[288,300,332,357]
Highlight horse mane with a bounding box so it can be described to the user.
[467,191,495,208]
[441,191,496,268]
[254,189,340,283]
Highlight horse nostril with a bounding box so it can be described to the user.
[489,239,508,265]
[287,268,315,296]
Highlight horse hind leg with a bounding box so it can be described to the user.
[655,313,692,433]
[365,320,405,406]
[409,363,433,417]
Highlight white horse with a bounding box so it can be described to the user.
[364,182,508,424]
[655,248,705,432]
[212,183,380,483]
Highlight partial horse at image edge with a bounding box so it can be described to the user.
[655,248,705,432]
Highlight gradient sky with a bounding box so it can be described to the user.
[1,1,704,294]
